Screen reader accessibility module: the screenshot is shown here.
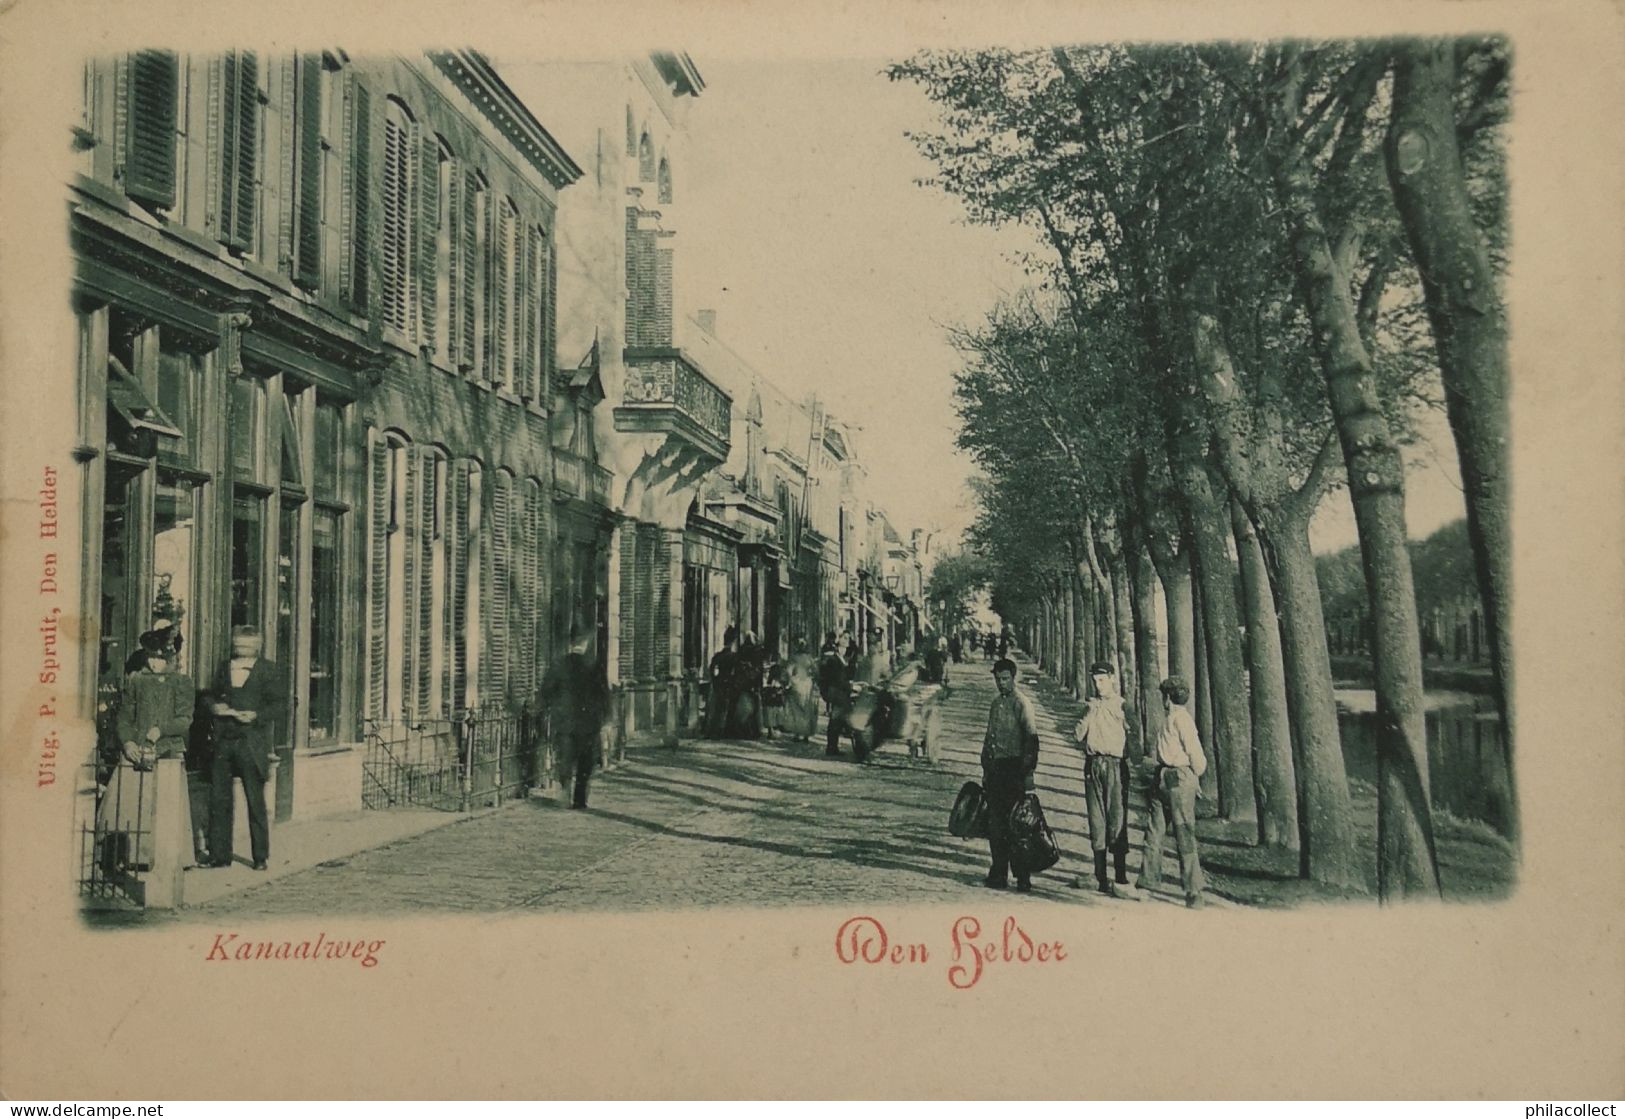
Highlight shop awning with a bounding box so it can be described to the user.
[106,356,182,439]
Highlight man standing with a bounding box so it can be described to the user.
[1073,661,1132,897]
[982,656,1040,892]
[207,625,285,870]
[541,627,612,809]
[1137,676,1208,908]
[817,633,851,757]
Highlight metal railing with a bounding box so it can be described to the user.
[77,756,152,908]
[362,704,545,813]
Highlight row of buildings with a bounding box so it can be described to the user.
[68,49,930,825]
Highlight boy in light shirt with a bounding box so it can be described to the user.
[1072,661,1133,897]
[1136,675,1207,908]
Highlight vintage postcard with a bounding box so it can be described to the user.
[1,0,1622,1101]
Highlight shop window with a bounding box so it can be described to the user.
[230,376,263,481]
[275,496,300,680]
[313,401,342,502]
[152,478,199,676]
[308,507,341,738]
[230,491,266,631]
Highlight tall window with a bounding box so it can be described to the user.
[638,132,655,182]
[366,431,409,720]
[657,156,672,205]
[460,173,488,379]
[309,400,345,737]
[625,106,637,157]
[230,375,269,632]
[487,197,518,393]
[424,450,448,717]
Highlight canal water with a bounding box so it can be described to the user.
[1335,688,1513,839]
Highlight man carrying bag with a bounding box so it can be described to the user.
[981,657,1041,892]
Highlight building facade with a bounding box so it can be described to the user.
[70,49,577,829]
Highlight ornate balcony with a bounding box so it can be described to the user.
[616,346,732,467]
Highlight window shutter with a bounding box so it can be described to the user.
[342,74,373,312]
[294,54,323,289]
[276,57,297,275]
[447,460,471,715]
[219,52,257,251]
[417,133,439,353]
[489,473,511,702]
[380,112,407,331]
[459,171,478,372]
[401,444,419,718]
[520,224,540,402]
[233,52,259,251]
[445,163,465,366]
[366,430,389,722]
[495,203,513,390]
[483,190,499,385]
[545,234,558,394]
[417,457,437,719]
[125,50,178,210]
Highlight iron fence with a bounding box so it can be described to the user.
[362,704,546,813]
[77,756,152,910]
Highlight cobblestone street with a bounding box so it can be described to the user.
[176,658,1201,920]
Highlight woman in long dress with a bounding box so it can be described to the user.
[99,628,196,899]
[781,639,819,742]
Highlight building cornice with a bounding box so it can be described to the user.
[428,50,585,189]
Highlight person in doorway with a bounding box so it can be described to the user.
[982,657,1040,891]
[100,627,197,879]
[818,633,852,757]
[706,627,740,738]
[1072,661,1133,897]
[734,631,765,740]
[206,626,286,871]
[781,638,819,742]
[1137,675,1208,908]
[541,626,613,809]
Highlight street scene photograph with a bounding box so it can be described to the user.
[65,37,1515,925]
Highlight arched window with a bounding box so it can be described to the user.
[367,430,411,720]
[489,196,520,394]
[380,98,417,334]
[657,155,672,204]
[464,171,489,379]
[626,105,637,157]
[638,131,655,182]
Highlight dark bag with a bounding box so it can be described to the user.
[949,781,991,839]
[1009,793,1061,875]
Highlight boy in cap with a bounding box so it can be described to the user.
[1137,675,1207,908]
[1072,660,1133,897]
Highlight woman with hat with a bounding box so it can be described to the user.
[100,626,197,899]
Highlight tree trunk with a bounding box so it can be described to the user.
[1387,41,1516,846]
[1108,549,1140,757]
[1180,468,1256,825]
[1231,499,1298,850]
[1064,576,1079,693]
[1274,139,1441,901]
[1151,542,1195,701]
[1267,512,1362,890]
[1190,564,1220,804]
[1073,564,1094,698]
[1128,539,1165,761]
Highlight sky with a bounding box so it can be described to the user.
[667,57,1468,558]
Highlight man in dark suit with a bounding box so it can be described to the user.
[207,625,286,870]
[541,626,612,809]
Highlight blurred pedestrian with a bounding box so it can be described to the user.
[541,626,612,809]
[782,638,819,742]
[706,627,740,738]
[818,633,852,757]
